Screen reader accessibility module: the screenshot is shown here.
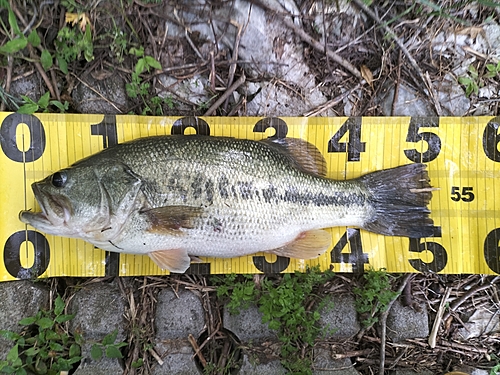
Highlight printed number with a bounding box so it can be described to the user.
[0,113,46,162]
[450,187,475,202]
[253,255,290,273]
[171,116,210,136]
[4,231,50,279]
[484,228,500,274]
[408,227,447,272]
[328,117,365,161]
[330,228,369,273]
[483,117,500,162]
[253,117,288,139]
[404,117,441,162]
[91,115,119,148]
[91,115,119,276]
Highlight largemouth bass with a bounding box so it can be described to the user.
[19,135,434,273]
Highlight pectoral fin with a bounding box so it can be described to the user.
[266,230,331,259]
[149,249,191,273]
[143,206,204,234]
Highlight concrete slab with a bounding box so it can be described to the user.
[386,300,429,342]
[313,348,361,375]
[152,339,200,375]
[155,288,205,340]
[318,294,361,339]
[223,303,276,341]
[0,281,49,359]
[238,353,287,375]
[68,280,127,341]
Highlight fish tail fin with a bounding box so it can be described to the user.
[360,163,435,238]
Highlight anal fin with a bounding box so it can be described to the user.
[149,249,191,273]
[266,230,331,259]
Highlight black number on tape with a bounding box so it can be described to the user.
[484,228,500,274]
[253,255,290,273]
[483,117,500,162]
[330,228,368,273]
[450,186,475,202]
[0,113,46,162]
[4,231,50,279]
[91,115,118,148]
[404,117,441,162]
[328,117,365,161]
[408,227,447,272]
[171,116,210,135]
[253,117,288,139]
[91,115,119,276]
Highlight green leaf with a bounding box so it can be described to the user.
[49,342,64,352]
[0,38,28,55]
[36,317,54,330]
[90,345,102,361]
[27,30,41,47]
[55,313,74,323]
[24,347,39,357]
[144,55,162,70]
[57,56,68,74]
[132,358,143,368]
[40,49,53,70]
[135,58,146,75]
[37,92,50,109]
[101,330,118,346]
[17,103,39,114]
[129,46,144,57]
[7,7,21,36]
[18,316,37,326]
[6,345,18,363]
[69,343,81,358]
[0,330,21,341]
[105,345,123,359]
[50,100,69,113]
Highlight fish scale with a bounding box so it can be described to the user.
[20,135,434,273]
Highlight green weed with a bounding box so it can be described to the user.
[353,268,399,327]
[0,295,126,375]
[17,92,69,114]
[215,267,335,375]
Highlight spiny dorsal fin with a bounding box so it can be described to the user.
[143,205,203,234]
[266,229,331,259]
[149,249,191,273]
[261,138,327,177]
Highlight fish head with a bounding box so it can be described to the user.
[19,160,142,241]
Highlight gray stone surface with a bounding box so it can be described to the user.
[73,343,123,375]
[379,83,436,116]
[455,308,500,340]
[155,288,205,340]
[0,281,50,359]
[386,300,429,343]
[223,303,276,341]
[152,339,200,375]
[318,294,360,339]
[8,73,44,110]
[389,371,433,375]
[72,73,129,114]
[313,348,361,374]
[68,280,127,341]
[238,353,286,375]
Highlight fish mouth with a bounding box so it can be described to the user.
[19,184,72,231]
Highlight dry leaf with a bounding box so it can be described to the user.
[360,65,373,86]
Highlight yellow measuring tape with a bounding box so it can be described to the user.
[0,112,499,280]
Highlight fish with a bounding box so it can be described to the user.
[19,135,434,273]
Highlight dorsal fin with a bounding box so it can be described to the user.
[261,138,327,177]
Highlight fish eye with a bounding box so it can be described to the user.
[51,172,67,188]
